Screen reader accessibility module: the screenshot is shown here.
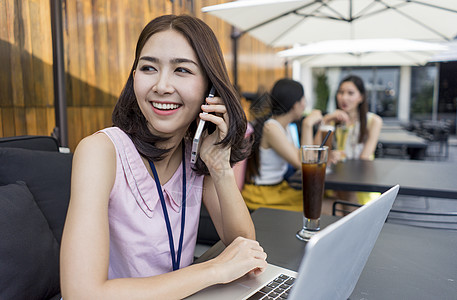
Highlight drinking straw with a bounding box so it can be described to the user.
[320,130,332,148]
[318,130,332,161]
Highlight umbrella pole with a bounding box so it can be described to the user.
[432,62,440,122]
[231,27,243,90]
[50,0,68,147]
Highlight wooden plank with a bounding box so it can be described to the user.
[63,0,79,107]
[95,107,109,132]
[92,0,110,106]
[25,107,38,135]
[106,0,122,101]
[20,0,35,108]
[81,106,95,137]
[13,107,27,136]
[35,107,48,135]
[104,107,113,128]
[29,0,45,106]
[39,0,54,107]
[1,1,9,41]
[1,108,16,137]
[81,0,93,106]
[67,107,83,152]
[0,108,3,137]
[80,0,95,106]
[46,107,56,138]
[0,38,13,107]
[73,0,84,107]
[10,42,26,107]
[1,1,13,115]
[114,0,129,91]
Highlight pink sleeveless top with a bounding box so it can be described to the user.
[99,127,204,279]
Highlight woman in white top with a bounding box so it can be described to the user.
[318,75,383,204]
[319,75,382,161]
[243,79,322,211]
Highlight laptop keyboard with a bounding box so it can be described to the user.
[246,274,296,300]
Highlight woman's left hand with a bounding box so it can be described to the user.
[198,96,231,174]
[328,150,345,165]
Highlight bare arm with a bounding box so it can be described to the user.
[60,133,266,299]
[360,114,383,160]
[301,110,323,146]
[322,109,350,125]
[263,121,302,169]
[198,96,256,244]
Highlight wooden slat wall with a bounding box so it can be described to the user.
[1,0,55,138]
[1,0,289,151]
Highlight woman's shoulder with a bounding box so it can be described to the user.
[74,132,116,162]
[366,112,383,132]
[367,112,382,124]
[263,119,285,132]
[262,119,286,138]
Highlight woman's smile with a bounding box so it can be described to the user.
[150,101,182,116]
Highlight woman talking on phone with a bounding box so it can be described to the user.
[60,15,266,299]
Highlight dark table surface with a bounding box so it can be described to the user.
[378,130,428,148]
[250,208,457,300]
[378,131,428,159]
[324,158,457,199]
[196,208,457,299]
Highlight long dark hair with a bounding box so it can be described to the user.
[245,79,304,181]
[112,15,250,175]
[337,75,368,143]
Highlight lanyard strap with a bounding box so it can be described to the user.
[148,142,186,271]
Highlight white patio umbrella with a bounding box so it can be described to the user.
[202,0,457,85]
[429,40,457,62]
[202,0,457,47]
[277,38,449,67]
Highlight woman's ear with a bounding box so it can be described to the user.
[292,99,304,112]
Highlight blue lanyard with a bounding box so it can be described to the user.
[148,142,186,271]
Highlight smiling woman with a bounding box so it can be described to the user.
[132,29,207,136]
[60,15,265,299]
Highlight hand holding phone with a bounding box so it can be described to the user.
[191,86,216,164]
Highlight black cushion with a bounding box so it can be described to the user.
[0,147,72,244]
[0,135,59,152]
[197,205,220,246]
[0,182,60,299]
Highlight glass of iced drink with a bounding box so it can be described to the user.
[296,145,329,241]
[319,125,334,149]
[335,124,349,161]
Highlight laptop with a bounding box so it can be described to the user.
[187,185,399,300]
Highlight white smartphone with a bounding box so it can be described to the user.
[191,86,216,164]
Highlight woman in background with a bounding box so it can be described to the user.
[243,78,322,211]
[318,75,383,204]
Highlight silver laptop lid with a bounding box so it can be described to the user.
[289,185,399,300]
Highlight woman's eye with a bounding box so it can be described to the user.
[140,65,156,72]
[175,67,192,74]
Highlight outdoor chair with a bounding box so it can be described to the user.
[0,135,60,152]
[332,200,457,230]
[416,120,451,160]
[375,142,410,159]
